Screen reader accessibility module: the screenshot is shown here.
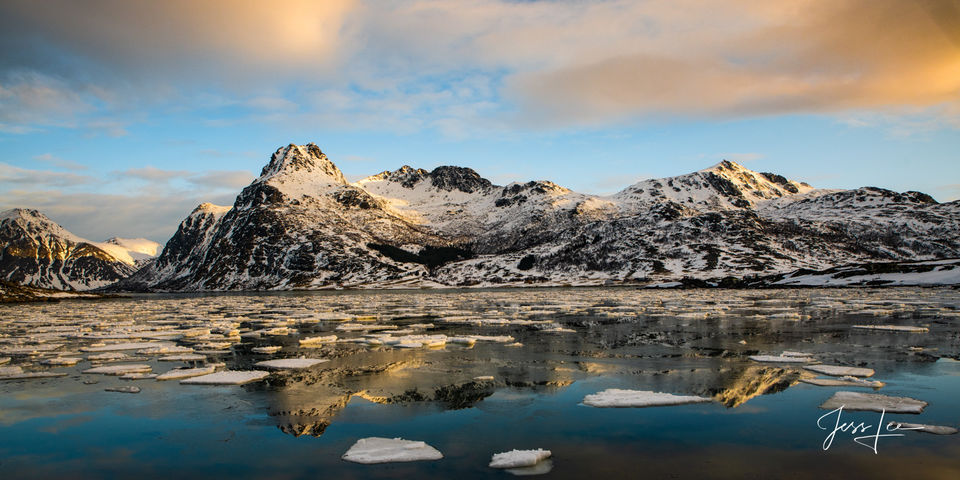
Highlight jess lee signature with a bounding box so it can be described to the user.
[817,406,922,454]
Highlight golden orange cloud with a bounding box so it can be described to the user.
[505,0,960,123]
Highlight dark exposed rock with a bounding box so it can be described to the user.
[428,166,494,193]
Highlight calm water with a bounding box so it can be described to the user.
[1,287,958,479]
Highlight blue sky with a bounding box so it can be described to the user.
[1,0,958,242]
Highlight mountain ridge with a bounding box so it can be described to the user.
[112,143,959,291]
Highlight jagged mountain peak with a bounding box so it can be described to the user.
[361,165,430,188]
[428,166,494,193]
[0,208,83,242]
[502,180,570,196]
[258,143,347,184]
[358,164,495,194]
[702,159,813,197]
[700,159,747,173]
[617,159,813,210]
[191,202,232,216]
[2,207,50,223]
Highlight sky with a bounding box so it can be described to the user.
[0,0,958,243]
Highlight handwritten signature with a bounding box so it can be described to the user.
[817,406,922,454]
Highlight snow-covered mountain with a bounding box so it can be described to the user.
[119,143,960,290]
[101,237,162,268]
[0,209,142,290]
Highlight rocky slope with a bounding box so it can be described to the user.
[119,143,960,290]
[0,209,141,290]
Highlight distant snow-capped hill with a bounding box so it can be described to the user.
[0,209,137,290]
[116,143,960,291]
[101,237,162,267]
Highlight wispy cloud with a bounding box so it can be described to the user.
[114,166,254,191]
[0,162,94,188]
[188,170,255,190]
[120,166,191,182]
[33,153,89,171]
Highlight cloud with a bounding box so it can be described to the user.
[245,96,299,112]
[1,0,958,136]
[505,0,960,125]
[33,153,88,171]
[0,162,94,188]
[0,0,354,85]
[120,166,191,183]
[115,166,254,191]
[188,171,255,190]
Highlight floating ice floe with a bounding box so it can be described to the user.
[137,345,194,355]
[105,386,141,393]
[180,370,270,385]
[0,344,63,355]
[804,365,874,377]
[801,376,884,388]
[341,437,443,464]
[0,371,68,380]
[749,354,816,363]
[158,354,206,362]
[886,421,958,435]
[264,327,290,336]
[336,323,397,332]
[299,335,337,346]
[254,358,328,370]
[120,373,158,380]
[0,365,23,375]
[382,334,447,348]
[81,342,176,352]
[541,327,576,333]
[489,449,552,469]
[820,391,927,414]
[156,366,217,381]
[469,335,516,343]
[40,357,83,366]
[474,376,494,382]
[852,325,929,333]
[87,352,128,361]
[251,346,282,354]
[82,364,153,375]
[583,389,712,408]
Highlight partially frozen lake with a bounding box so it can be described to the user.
[1,287,958,478]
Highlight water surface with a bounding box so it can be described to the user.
[1,287,958,479]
